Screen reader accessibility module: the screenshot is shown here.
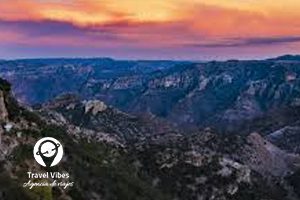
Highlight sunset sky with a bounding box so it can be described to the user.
[1,0,300,60]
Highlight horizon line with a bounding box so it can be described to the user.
[1,54,299,62]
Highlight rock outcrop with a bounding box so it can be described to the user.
[243,133,300,177]
[84,100,107,115]
[0,91,8,121]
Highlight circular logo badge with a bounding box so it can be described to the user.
[33,137,64,167]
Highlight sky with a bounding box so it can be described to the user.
[1,0,300,60]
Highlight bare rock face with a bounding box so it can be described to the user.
[84,100,107,115]
[243,132,300,177]
[0,91,8,121]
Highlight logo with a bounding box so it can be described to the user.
[33,137,63,167]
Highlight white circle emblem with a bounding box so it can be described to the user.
[33,137,64,167]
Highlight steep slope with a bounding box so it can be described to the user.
[235,105,300,155]
[0,79,169,200]
[38,93,178,143]
[128,60,300,129]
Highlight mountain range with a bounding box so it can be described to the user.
[2,55,300,131]
[1,55,300,199]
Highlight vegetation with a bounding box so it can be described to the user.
[0,78,11,92]
[0,77,298,200]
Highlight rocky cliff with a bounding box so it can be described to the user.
[2,57,300,130]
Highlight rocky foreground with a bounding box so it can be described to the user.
[0,78,300,200]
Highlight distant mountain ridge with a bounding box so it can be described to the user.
[269,55,300,61]
[0,58,188,104]
[2,56,300,130]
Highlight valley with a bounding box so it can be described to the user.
[1,56,300,199]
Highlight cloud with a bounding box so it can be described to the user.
[187,36,300,48]
[1,0,300,59]
[0,19,132,48]
[0,18,194,48]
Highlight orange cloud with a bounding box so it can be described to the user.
[1,0,300,59]
[1,0,300,37]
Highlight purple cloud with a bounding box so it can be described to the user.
[0,19,122,40]
[188,36,300,48]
